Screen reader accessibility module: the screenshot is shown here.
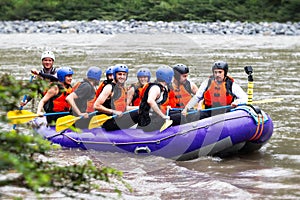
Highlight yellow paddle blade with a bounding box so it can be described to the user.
[252,98,284,104]
[7,110,38,124]
[88,114,112,129]
[56,115,80,132]
[160,119,173,132]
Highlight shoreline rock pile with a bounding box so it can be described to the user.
[1,20,299,35]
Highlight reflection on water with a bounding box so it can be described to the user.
[0,33,299,199]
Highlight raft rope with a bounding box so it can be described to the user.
[45,113,250,146]
[249,114,265,141]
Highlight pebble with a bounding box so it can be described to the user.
[0,19,299,35]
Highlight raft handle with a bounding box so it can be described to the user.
[134,146,151,154]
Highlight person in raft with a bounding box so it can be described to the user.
[182,61,247,120]
[171,63,198,108]
[66,66,102,129]
[36,67,73,125]
[127,67,151,107]
[93,64,138,131]
[137,66,183,132]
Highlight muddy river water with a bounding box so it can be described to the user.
[0,33,299,199]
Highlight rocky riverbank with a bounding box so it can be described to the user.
[1,20,300,35]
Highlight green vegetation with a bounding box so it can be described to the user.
[0,0,299,22]
[0,74,130,198]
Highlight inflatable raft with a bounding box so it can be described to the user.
[34,105,273,161]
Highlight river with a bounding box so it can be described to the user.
[0,33,299,199]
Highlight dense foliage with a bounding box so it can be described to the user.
[0,0,299,22]
[0,74,130,198]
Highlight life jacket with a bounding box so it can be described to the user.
[172,80,193,108]
[72,80,96,113]
[85,80,111,112]
[128,83,144,106]
[100,82,127,113]
[138,83,170,126]
[39,67,57,75]
[43,82,72,112]
[203,76,236,108]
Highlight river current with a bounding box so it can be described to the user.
[0,33,299,199]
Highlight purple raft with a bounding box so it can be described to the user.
[35,106,273,161]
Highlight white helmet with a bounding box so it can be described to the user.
[41,51,55,61]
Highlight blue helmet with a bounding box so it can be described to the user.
[87,67,102,81]
[173,64,189,81]
[137,68,151,81]
[212,61,228,76]
[106,66,114,75]
[156,66,174,84]
[113,64,129,80]
[57,67,73,82]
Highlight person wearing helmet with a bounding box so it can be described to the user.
[172,64,198,108]
[66,67,102,129]
[182,61,247,120]
[127,67,151,106]
[20,51,59,107]
[86,66,114,112]
[137,66,182,132]
[31,51,59,81]
[36,67,74,124]
[94,64,137,131]
[85,66,114,113]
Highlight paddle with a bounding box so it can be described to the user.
[88,108,138,129]
[55,111,98,132]
[7,110,69,124]
[160,107,173,132]
[12,75,35,129]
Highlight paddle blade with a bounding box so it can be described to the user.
[56,115,80,132]
[7,110,38,124]
[160,119,173,132]
[88,114,112,129]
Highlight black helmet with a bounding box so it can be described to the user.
[173,64,189,81]
[212,61,228,76]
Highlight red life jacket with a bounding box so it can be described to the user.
[172,80,193,108]
[203,76,235,108]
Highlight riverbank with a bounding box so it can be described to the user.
[1,20,299,35]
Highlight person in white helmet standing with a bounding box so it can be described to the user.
[31,50,59,81]
[20,51,59,107]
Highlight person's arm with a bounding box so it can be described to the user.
[190,81,199,95]
[36,85,58,116]
[38,72,58,82]
[147,85,168,119]
[231,82,248,107]
[126,86,135,106]
[182,79,208,115]
[94,84,122,115]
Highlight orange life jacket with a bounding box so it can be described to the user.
[203,76,235,108]
[85,80,109,112]
[100,82,127,113]
[128,83,144,106]
[72,81,96,113]
[43,83,72,112]
[112,85,127,112]
[172,80,193,108]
